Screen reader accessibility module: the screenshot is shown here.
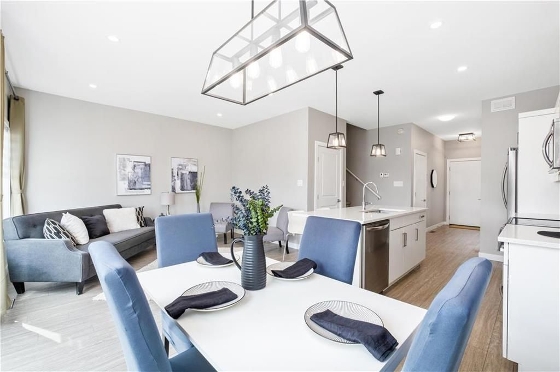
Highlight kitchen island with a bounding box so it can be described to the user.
[296,205,428,292]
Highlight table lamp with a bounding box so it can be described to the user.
[161,192,175,215]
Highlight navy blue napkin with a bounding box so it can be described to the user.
[165,288,238,319]
[310,309,398,362]
[271,258,317,279]
[199,252,233,266]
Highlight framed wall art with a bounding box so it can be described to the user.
[116,154,152,195]
[171,157,198,193]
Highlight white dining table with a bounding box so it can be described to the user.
[137,257,426,371]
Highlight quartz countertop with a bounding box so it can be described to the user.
[296,205,428,225]
[498,224,560,250]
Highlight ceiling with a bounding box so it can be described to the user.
[3,1,559,140]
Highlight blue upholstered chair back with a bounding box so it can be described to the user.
[298,216,361,284]
[403,257,492,372]
[89,241,172,372]
[155,213,218,268]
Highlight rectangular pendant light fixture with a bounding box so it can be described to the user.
[457,132,476,142]
[201,0,353,105]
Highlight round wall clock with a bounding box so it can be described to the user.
[431,169,438,188]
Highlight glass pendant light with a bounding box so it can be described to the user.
[327,65,346,149]
[202,0,353,105]
[370,90,386,157]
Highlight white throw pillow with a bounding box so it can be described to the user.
[60,213,90,245]
[103,208,140,233]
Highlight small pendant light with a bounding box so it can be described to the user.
[370,89,386,157]
[327,65,346,149]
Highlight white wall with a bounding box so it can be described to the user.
[21,89,232,218]
[231,108,309,215]
[444,138,481,160]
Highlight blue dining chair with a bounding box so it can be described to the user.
[155,213,218,354]
[403,257,492,372]
[298,216,361,284]
[88,241,214,372]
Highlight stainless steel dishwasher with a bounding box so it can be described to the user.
[362,220,390,294]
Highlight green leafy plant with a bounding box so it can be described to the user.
[231,185,282,236]
[195,166,205,204]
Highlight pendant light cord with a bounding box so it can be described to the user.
[251,0,254,18]
[377,93,380,145]
[335,69,338,132]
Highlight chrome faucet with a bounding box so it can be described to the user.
[362,181,381,211]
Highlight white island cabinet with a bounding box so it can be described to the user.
[499,224,560,372]
[297,206,427,291]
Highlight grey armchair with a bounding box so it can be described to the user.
[263,207,293,253]
[209,202,234,244]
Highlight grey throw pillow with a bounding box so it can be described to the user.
[43,218,78,246]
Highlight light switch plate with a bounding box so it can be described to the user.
[394,181,404,187]
[383,173,389,178]
[297,180,303,187]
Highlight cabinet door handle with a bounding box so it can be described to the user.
[403,232,407,247]
[416,228,419,241]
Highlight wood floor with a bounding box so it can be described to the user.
[0,227,516,371]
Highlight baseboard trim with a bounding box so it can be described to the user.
[478,252,504,262]
[427,221,447,232]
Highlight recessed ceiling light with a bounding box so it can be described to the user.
[217,113,223,117]
[89,83,97,89]
[457,65,468,72]
[438,114,456,122]
[107,35,120,43]
[430,21,443,29]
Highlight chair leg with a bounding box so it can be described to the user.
[279,241,283,248]
[163,335,170,355]
[12,282,25,294]
[231,229,234,239]
[285,241,290,254]
[76,281,85,295]
[223,233,227,245]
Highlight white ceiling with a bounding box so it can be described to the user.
[3,1,559,140]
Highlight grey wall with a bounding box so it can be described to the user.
[231,108,309,215]
[444,139,482,159]
[20,89,232,218]
[411,124,446,228]
[347,123,413,207]
[307,107,346,211]
[480,85,560,257]
[346,124,368,207]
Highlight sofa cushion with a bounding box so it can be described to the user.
[77,227,155,254]
[43,218,78,246]
[61,213,90,245]
[103,208,140,233]
[136,206,146,227]
[81,215,110,239]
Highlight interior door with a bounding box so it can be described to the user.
[413,151,427,208]
[449,160,481,227]
[315,144,341,209]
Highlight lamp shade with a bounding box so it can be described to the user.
[327,132,346,149]
[160,192,176,206]
[202,0,353,105]
[370,144,386,157]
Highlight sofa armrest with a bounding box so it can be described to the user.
[5,239,89,283]
[144,217,154,227]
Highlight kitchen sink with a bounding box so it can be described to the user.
[361,208,405,214]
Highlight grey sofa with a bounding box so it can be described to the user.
[3,204,155,295]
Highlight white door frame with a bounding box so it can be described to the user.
[446,157,482,223]
[412,149,427,207]
[314,141,344,210]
